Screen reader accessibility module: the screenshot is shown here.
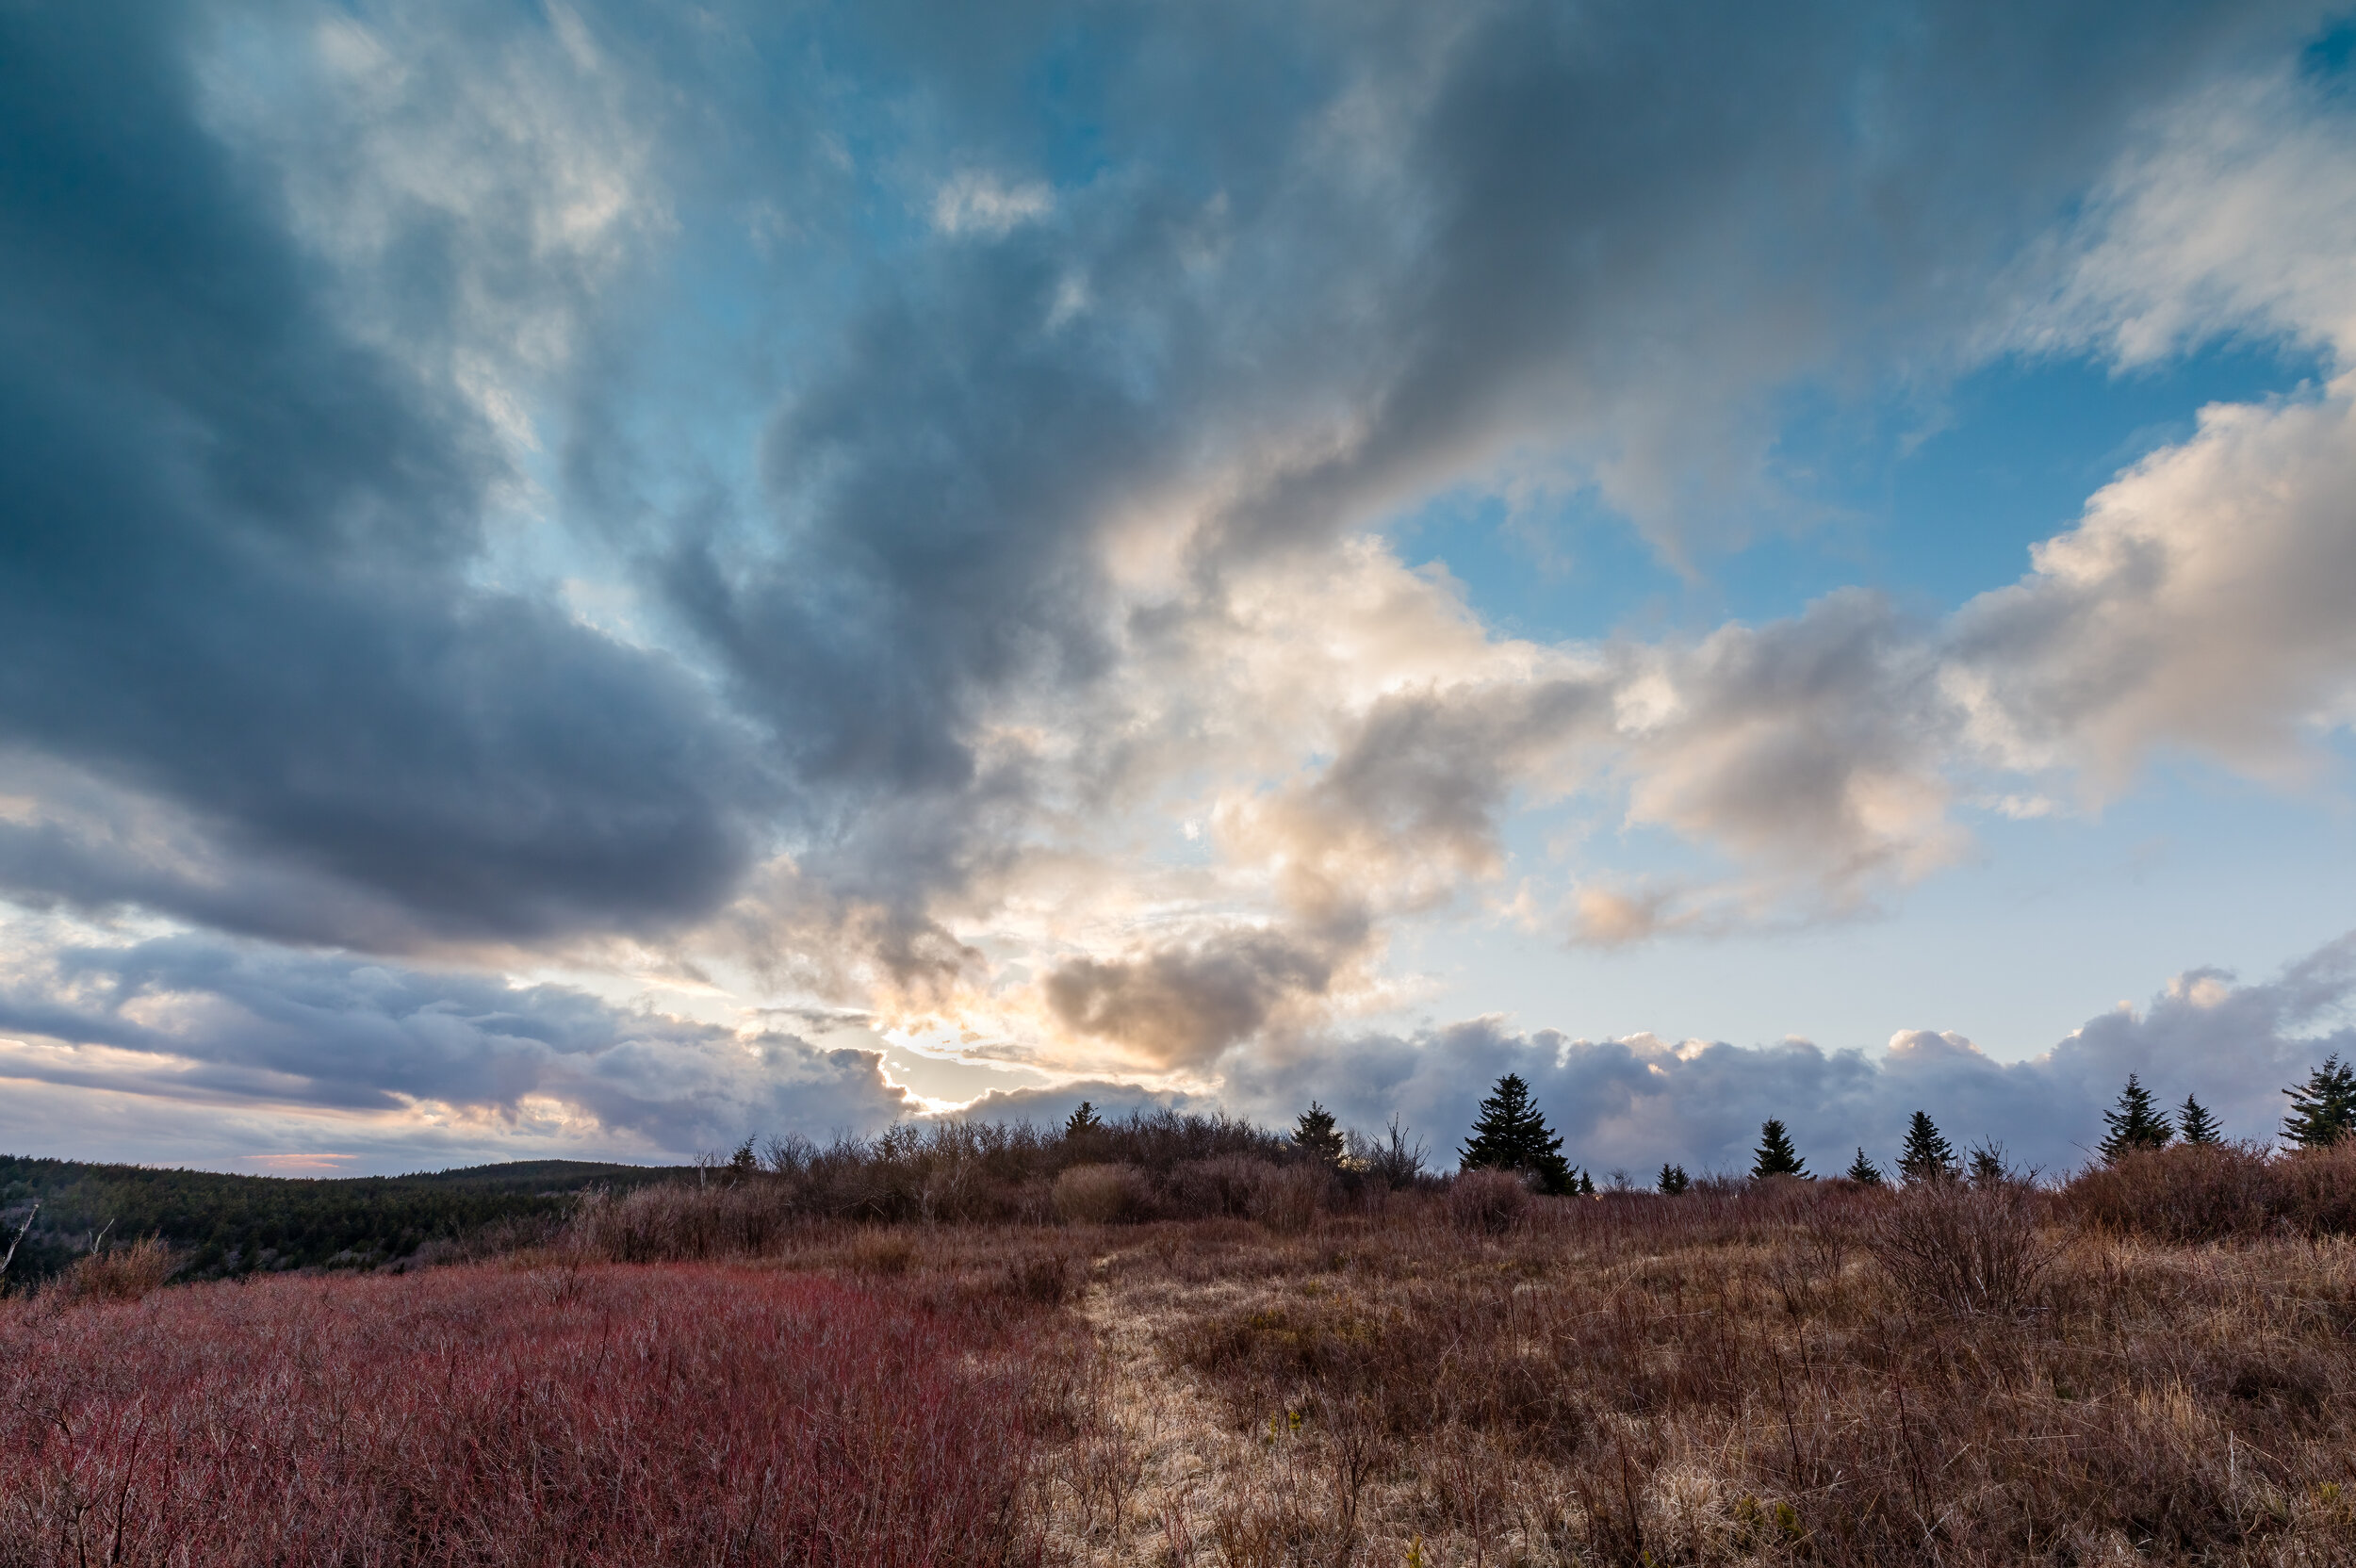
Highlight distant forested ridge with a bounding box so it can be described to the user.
[0,1155,684,1286]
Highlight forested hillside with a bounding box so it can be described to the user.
[0,1155,682,1286]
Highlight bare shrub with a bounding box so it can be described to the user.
[564,1179,803,1262]
[1,1263,1046,1566]
[1164,1156,1280,1219]
[1248,1164,1329,1233]
[1351,1115,1432,1190]
[2066,1141,2282,1241]
[410,1211,567,1268]
[2278,1140,2356,1235]
[1053,1164,1149,1224]
[1866,1178,2058,1317]
[60,1236,174,1302]
[1446,1168,1530,1234]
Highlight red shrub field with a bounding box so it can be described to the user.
[0,1262,1045,1568]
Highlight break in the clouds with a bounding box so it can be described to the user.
[3,0,2355,1168]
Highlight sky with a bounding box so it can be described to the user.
[4,0,2356,1178]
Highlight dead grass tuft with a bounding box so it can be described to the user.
[1446,1168,1530,1234]
[1054,1163,1152,1224]
[1865,1176,2060,1317]
[58,1236,174,1302]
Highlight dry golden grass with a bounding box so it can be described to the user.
[1012,1188,2356,1567]
[57,1234,174,1302]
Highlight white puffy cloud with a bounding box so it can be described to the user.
[1949,380,2356,792]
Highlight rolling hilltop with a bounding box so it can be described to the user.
[0,1154,683,1284]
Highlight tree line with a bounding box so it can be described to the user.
[0,1156,680,1289]
[1449,1055,2356,1194]
[8,1054,2350,1288]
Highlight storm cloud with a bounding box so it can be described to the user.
[0,2,764,948]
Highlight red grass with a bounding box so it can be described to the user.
[0,1262,1039,1567]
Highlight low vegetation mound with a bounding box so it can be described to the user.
[2067,1140,2356,1241]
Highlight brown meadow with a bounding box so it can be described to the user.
[7,1139,2356,1565]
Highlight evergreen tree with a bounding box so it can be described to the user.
[1967,1141,2011,1188]
[1459,1074,1573,1194]
[1657,1163,1690,1196]
[2099,1073,2173,1163]
[2282,1054,2356,1149]
[1578,1168,1596,1197]
[1750,1119,1808,1180]
[1292,1102,1345,1166]
[1843,1148,1884,1186]
[1063,1102,1102,1139]
[1896,1111,1958,1184]
[2176,1093,2221,1147]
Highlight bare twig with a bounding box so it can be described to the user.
[0,1200,39,1279]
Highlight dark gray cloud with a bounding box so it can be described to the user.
[0,934,908,1154]
[0,1,763,948]
[1044,928,1339,1069]
[1223,931,2356,1176]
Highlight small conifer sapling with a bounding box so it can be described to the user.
[1292,1102,1345,1166]
[1843,1148,1883,1186]
[1657,1163,1690,1195]
[2176,1093,2221,1147]
[2282,1054,2356,1149]
[2099,1073,2173,1163]
[1459,1073,1574,1194]
[1967,1141,2012,1188]
[1897,1111,1958,1184]
[1750,1119,1808,1180]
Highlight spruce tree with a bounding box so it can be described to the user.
[1063,1102,1102,1139]
[1657,1163,1690,1195]
[1292,1102,1345,1165]
[1750,1119,1808,1180]
[2282,1055,2356,1149]
[1896,1111,1957,1184]
[2099,1073,2173,1163]
[1843,1148,1884,1186]
[1967,1141,2010,1187]
[2176,1093,2221,1147]
[1459,1073,1573,1194]
[1578,1168,1596,1197]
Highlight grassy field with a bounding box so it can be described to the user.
[6,1143,2356,1565]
